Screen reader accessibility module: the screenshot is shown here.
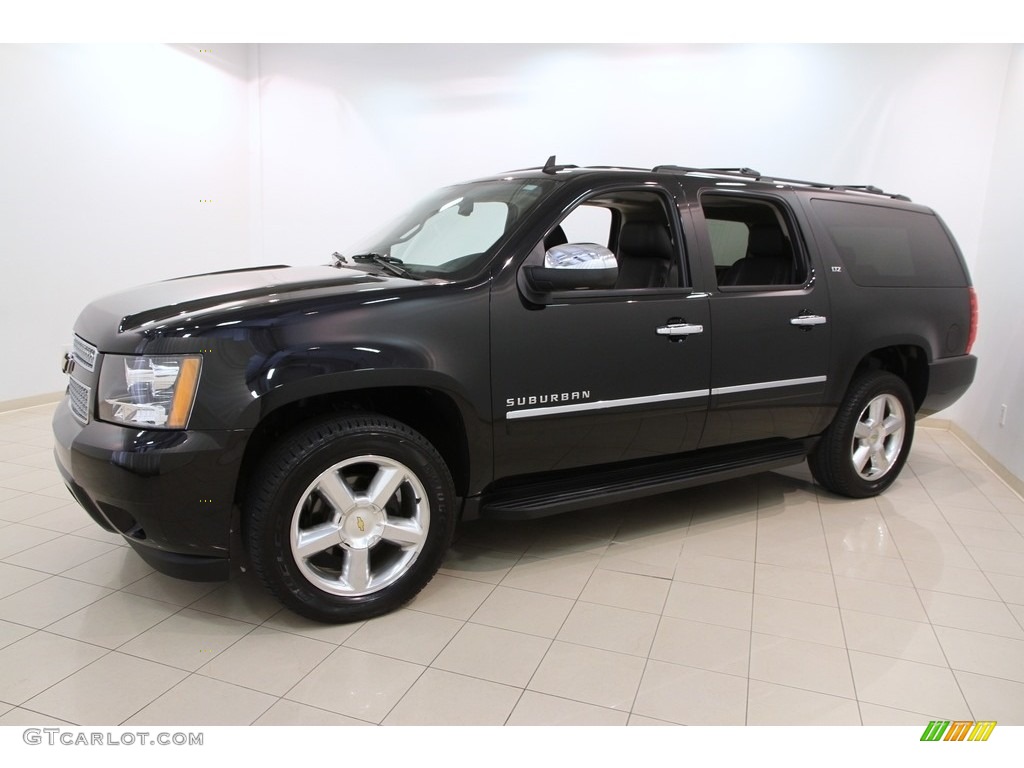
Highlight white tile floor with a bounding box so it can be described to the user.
[1,402,1024,726]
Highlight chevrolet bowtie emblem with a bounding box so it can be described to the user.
[356,517,365,532]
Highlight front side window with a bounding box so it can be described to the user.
[347,178,558,281]
[558,204,613,247]
[702,194,807,289]
[526,188,684,291]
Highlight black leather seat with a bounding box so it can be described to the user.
[614,222,674,289]
[720,226,795,286]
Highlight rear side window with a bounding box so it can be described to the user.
[701,194,808,288]
[811,199,966,287]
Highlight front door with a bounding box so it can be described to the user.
[490,185,712,479]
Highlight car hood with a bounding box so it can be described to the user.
[77,264,415,340]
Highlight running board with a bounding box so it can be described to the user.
[477,441,809,520]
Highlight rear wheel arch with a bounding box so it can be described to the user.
[847,345,929,412]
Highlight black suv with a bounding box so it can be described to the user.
[53,159,978,622]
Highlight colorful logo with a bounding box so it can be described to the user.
[920,721,997,742]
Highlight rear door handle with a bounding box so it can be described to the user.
[790,314,827,327]
[656,323,704,337]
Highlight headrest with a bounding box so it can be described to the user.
[747,226,785,257]
[618,222,672,259]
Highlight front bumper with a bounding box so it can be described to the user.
[52,397,249,581]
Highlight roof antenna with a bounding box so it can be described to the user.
[542,155,558,174]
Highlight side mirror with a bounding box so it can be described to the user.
[524,243,618,291]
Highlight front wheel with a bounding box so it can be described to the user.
[809,372,915,498]
[246,413,456,623]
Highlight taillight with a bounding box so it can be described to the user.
[966,287,978,354]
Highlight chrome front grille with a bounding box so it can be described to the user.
[72,335,98,371]
[68,376,90,424]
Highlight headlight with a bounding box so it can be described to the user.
[97,355,202,429]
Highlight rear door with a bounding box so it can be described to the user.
[693,191,833,447]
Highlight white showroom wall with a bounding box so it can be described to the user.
[253,44,1008,270]
[945,44,1024,481]
[0,44,251,402]
[1,42,1019,481]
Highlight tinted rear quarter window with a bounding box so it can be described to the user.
[811,199,966,287]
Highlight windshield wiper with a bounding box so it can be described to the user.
[351,253,414,279]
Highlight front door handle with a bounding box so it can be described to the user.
[790,314,827,327]
[656,323,704,337]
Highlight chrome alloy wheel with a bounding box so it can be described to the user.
[290,455,429,597]
[850,393,906,481]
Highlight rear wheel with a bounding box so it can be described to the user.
[809,372,915,498]
[247,413,455,623]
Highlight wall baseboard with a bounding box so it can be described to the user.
[946,423,1024,500]
[0,391,63,414]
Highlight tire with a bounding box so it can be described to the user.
[808,371,915,498]
[246,413,456,623]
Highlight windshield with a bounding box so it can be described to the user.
[344,178,558,280]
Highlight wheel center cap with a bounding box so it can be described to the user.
[339,504,386,549]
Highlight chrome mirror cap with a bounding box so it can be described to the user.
[544,243,617,270]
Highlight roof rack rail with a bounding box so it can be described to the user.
[651,164,699,174]
[704,167,763,177]
[651,164,910,201]
[834,185,911,202]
